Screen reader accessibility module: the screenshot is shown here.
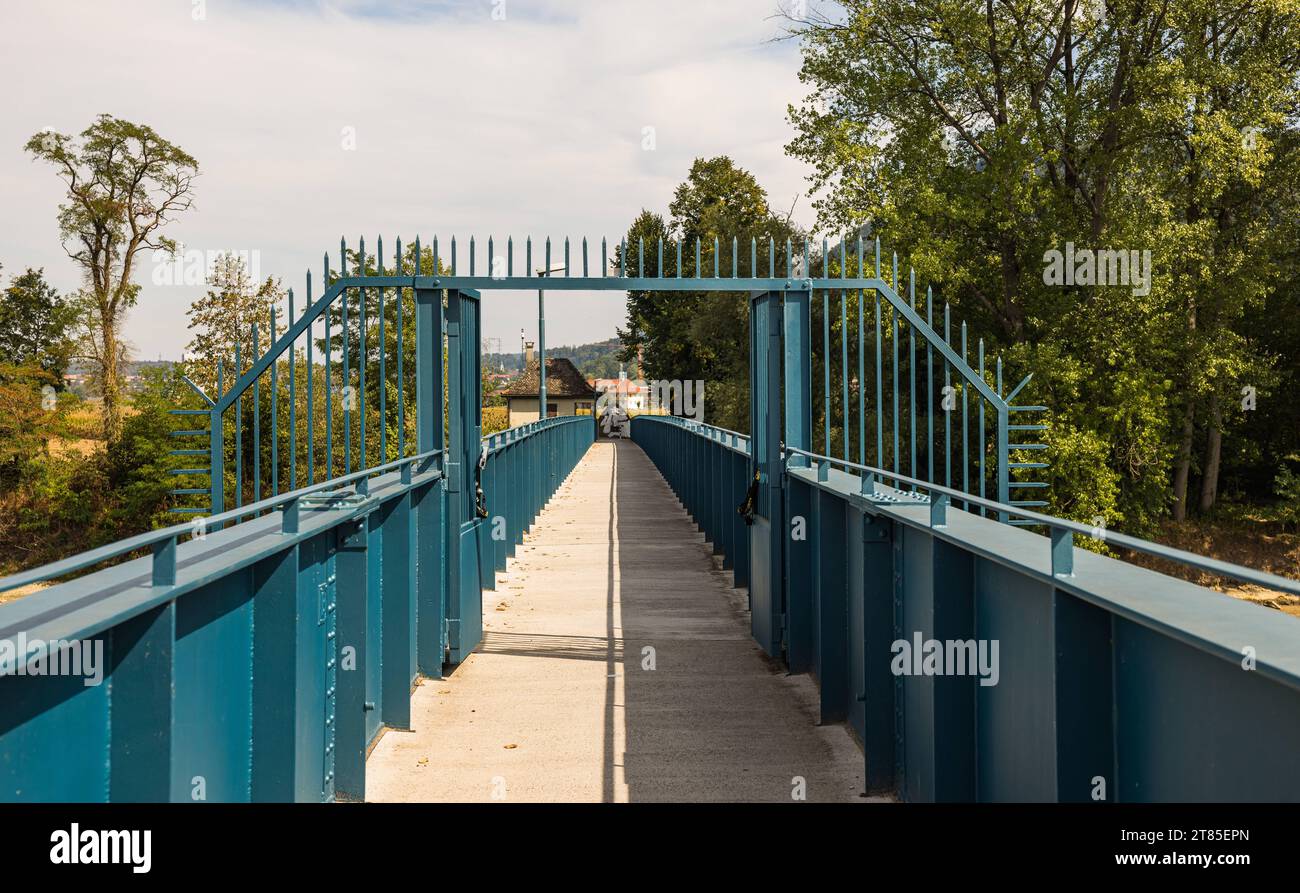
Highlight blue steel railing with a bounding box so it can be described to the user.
[632,414,1300,802]
[0,415,591,803]
[0,449,441,597]
[633,418,753,591]
[802,238,1048,525]
[474,415,594,599]
[782,445,1300,597]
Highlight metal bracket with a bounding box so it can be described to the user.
[302,489,372,511]
[862,514,893,543]
[317,573,336,625]
[847,488,929,511]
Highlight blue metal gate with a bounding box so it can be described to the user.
[447,289,484,663]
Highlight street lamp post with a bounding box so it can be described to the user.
[536,264,564,420]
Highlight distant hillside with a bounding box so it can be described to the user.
[68,359,175,377]
[485,338,637,380]
[65,359,175,396]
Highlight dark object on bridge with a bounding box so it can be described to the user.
[475,443,489,519]
[737,469,760,525]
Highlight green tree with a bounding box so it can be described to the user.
[0,267,77,383]
[25,115,198,440]
[185,252,286,397]
[99,366,196,538]
[0,363,77,486]
[786,0,1300,531]
[618,157,804,432]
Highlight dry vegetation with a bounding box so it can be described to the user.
[1127,519,1300,618]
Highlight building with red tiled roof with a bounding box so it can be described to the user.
[502,355,598,426]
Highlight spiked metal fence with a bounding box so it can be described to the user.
[172,231,1041,530]
[169,237,439,522]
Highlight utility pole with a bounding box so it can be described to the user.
[536,263,564,419]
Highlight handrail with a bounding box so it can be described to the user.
[638,414,751,444]
[0,415,591,596]
[783,445,1300,598]
[482,415,591,456]
[0,447,443,594]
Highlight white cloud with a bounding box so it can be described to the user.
[0,0,815,359]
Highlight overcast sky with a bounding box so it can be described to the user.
[0,0,817,362]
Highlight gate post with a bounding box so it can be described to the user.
[334,517,369,802]
[996,405,1010,523]
[414,284,446,673]
[782,287,811,665]
[209,406,224,525]
[783,289,811,466]
[748,288,810,658]
[445,289,484,664]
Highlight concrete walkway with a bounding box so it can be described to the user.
[366,438,866,802]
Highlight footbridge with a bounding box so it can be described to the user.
[2,234,1298,802]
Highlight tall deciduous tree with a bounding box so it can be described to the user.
[786,0,1300,529]
[25,115,198,440]
[618,157,804,432]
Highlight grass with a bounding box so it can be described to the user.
[47,399,139,458]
